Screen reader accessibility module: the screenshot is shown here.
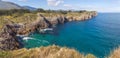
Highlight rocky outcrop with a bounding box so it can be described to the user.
[0,11,97,50]
[17,11,97,35]
[0,24,23,51]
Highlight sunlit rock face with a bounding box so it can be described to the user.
[16,11,97,35]
[0,24,23,51]
[0,11,97,50]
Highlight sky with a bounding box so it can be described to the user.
[2,0,120,12]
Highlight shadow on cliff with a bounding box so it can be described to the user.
[39,14,52,28]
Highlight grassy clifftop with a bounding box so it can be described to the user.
[0,10,97,58]
[1,45,120,58]
[109,47,120,58]
[0,45,96,58]
[0,13,37,29]
[0,11,97,29]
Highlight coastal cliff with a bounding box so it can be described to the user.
[0,24,23,50]
[17,11,97,35]
[0,11,97,51]
[0,11,119,58]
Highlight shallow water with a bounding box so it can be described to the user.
[24,13,120,58]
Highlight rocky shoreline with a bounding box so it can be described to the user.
[17,11,97,35]
[0,11,97,50]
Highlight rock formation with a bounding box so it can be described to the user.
[0,23,23,50]
[0,11,97,51]
[17,11,97,35]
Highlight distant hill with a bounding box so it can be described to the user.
[0,0,37,10]
[0,0,23,10]
[23,6,37,11]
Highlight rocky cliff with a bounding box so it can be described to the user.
[17,11,97,35]
[0,24,23,51]
[0,11,97,51]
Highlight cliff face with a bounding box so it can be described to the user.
[0,11,97,51]
[17,11,97,35]
[0,24,23,50]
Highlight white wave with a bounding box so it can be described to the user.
[23,37,34,41]
[40,28,53,32]
[17,34,26,37]
[23,37,50,44]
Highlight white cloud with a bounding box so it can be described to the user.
[63,4,72,7]
[47,0,64,6]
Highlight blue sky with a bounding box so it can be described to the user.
[2,0,120,12]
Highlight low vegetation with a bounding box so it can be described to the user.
[0,9,30,16]
[0,9,96,29]
[0,45,96,58]
[109,47,120,58]
[1,45,120,58]
[0,9,98,58]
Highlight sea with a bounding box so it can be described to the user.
[23,13,120,58]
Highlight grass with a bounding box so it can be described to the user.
[0,45,96,58]
[1,11,119,58]
[0,13,37,29]
[1,46,120,58]
[108,47,120,58]
[0,11,96,29]
[0,11,97,58]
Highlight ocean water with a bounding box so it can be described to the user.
[24,13,120,58]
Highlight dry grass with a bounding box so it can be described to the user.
[109,48,120,58]
[0,11,96,29]
[5,46,120,58]
[0,12,97,58]
[0,13,37,29]
[0,45,96,58]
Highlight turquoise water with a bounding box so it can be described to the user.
[24,13,120,58]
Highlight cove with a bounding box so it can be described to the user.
[23,13,120,58]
